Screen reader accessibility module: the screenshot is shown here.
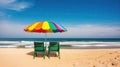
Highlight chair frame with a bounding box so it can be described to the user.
[33,42,46,59]
[48,42,60,59]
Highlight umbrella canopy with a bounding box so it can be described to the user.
[24,21,67,33]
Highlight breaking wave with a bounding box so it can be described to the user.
[0,41,120,48]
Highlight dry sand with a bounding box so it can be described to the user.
[0,48,120,67]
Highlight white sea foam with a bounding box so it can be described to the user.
[0,41,19,44]
[60,41,120,45]
[0,41,34,47]
[0,41,120,48]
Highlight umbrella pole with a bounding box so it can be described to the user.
[45,33,47,47]
[45,33,47,42]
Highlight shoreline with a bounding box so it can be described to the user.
[1,45,120,49]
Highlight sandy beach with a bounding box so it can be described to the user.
[0,48,120,67]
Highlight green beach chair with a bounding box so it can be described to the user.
[34,42,46,59]
[48,42,60,59]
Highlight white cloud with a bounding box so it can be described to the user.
[0,0,15,5]
[0,21,120,38]
[0,11,10,18]
[8,2,30,11]
[0,21,46,38]
[64,24,120,38]
[0,0,31,11]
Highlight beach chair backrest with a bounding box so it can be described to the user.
[34,42,44,51]
[49,42,59,50]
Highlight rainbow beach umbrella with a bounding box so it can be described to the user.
[24,21,67,42]
[24,21,67,33]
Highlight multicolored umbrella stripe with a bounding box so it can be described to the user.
[24,21,67,33]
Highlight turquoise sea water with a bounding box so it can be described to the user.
[0,38,120,42]
[0,38,120,48]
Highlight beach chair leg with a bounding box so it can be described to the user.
[33,52,36,59]
[58,51,60,59]
[48,51,50,59]
[43,52,46,59]
[36,53,37,56]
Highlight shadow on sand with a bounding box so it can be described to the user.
[27,50,58,58]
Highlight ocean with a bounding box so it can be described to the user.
[0,38,120,48]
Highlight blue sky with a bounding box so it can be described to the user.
[0,0,120,38]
